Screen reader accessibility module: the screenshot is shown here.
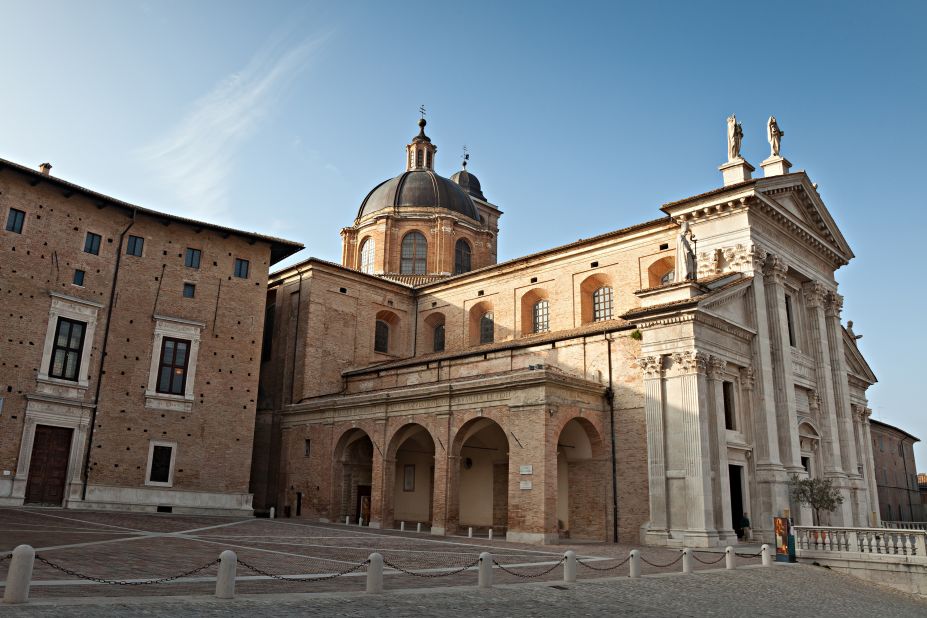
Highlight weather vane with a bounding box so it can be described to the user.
[462,145,469,168]
[419,105,426,119]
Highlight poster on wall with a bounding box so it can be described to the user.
[774,516,796,562]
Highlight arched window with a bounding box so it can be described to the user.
[433,324,445,352]
[592,287,613,322]
[400,231,427,275]
[375,320,389,354]
[480,312,494,344]
[454,239,472,274]
[661,270,675,285]
[533,300,550,333]
[359,238,375,274]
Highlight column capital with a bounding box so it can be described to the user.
[671,350,709,375]
[637,355,663,379]
[739,366,756,389]
[825,292,844,318]
[707,356,727,381]
[763,254,788,284]
[803,281,828,308]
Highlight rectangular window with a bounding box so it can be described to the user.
[304,439,311,457]
[784,294,797,347]
[5,208,25,233]
[49,317,86,381]
[234,258,250,278]
[185,248,201,269]
[801,456,811,474]
[83,232,102,255]
[126,235,144,257]
[722,381,736,431]
[156,337,190,395]
[148,445,174,484]
[403,464,415,492]
[261,302,275,362]
[73,269,85,286]
[182,283,196,298]
[879,436,884,452]
[533,300,550,333]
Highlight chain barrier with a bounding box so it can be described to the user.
[382,557,480,578]
[34,555,219,586]
[238,558,369,583]
[491,557,565,579]
[576,555,631,571]
[639,553,684,568]
[690,552,726,565]
[734,551,763,558]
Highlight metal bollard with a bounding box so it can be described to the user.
[478,552,493,589]
[681,548,692,574]
[366,552,384,594]
[725,546,735,570]
[3,545,35,604]
[563,550,577,583]
[269,507,275,520]
[400,521,405,532]
[416,522,422,533]
[488,528,493,541]
[761,544,771,567]
[629,549,641,578]
[215,550,237,599]
[468,527,473,538]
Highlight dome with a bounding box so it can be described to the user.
[450,168,486,201]
[356,170,480,222]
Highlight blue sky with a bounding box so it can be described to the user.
[3,1,925,463]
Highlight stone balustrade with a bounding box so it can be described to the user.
[795,526,927,559]
[882,521,927,531]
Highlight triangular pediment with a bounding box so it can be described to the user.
[697,276,754,330]
[843,327,877,385]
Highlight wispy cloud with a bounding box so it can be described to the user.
[139,33,326,220]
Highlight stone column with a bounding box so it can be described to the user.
[675,351,718,547]
[740,367,772,542]
[803,282,852,525]
[708,356,735,542]
[640,355,668,544]
[762,255,802,474]
[369,424,388,528]
[429,415,451,536]
[858,406,881,526]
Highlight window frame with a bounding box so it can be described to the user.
[359,237,376,274]
[722,381,736,431]
[73,269,85,287]
[145,441,177,487]
[532,299,550,334]
[479,312,494,345]
[185,248,202,269]
[5,207,25,233]
[454,239,472,275]
[374,320,389,354]
[403,464,416,492]
[592,286,613,322]
[182,282,196,299]
[433,323,445,352]
[784,294,797,347]
[126,235,144,257]
[155,337,191,396]
[83,232,102,255]
[400,231,427,275]
[233,258,250,279]
[48,317,87,382]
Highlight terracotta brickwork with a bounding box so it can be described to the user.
[0,159,300,514]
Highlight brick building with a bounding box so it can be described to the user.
[869,419,922,522]
[254,117,883,546]
[0,157,301,514]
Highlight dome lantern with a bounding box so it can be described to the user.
[406,117,436,171]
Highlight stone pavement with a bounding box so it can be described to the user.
[3,564,927,617]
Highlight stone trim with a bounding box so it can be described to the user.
[144,316,203,412]
[144,440,178,488]
[36,293,102,394]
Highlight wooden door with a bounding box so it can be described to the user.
[24,425,73,506]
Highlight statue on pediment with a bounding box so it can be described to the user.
[767,116,784,157]
[675,221,697,281]
[727,114,744,161]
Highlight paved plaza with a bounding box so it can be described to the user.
[1,508,925,615]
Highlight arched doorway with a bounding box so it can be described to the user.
[452,418,509,535]
[556,418,607,540]
[387,424,436,529]
[333,429,373,524]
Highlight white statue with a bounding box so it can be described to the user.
[727,114,744,161]
[847,320,862,342]
[675,221,696,281]
[767,116,784,157]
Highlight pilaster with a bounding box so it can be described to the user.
[640,355,669,544]
[707,356,736,542]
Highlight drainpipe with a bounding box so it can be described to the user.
[901,438,915,520]
[605,333,619,543]
[81,209,136,500]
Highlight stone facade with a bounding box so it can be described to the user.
[0,157,301,514]
[870,419,923,522]
[254,118,883,546]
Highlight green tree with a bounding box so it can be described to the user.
[789,475,844,525]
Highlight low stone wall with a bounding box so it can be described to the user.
[798,551,927,596]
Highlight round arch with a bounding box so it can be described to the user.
[332,428,374,525]
[450,417,509,535]
[556,416,607,540]
[520,287,550,335]
[382,423,437,530]
[579,273,614,324]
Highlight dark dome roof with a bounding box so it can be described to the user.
[450,168,486,201]
[357,170,480,221]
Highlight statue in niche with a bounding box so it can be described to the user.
[675,221,697,281]
[767,116,784,157]
[727,114,744,161]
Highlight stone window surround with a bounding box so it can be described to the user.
[145,439,178,487]
[37,292,102,395]
[145,315,204,412]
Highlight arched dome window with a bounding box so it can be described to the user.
[480,312,494,344]
[592,287,613,322]
[359,238,375,274]
[454,239,472,275]
[533,300,550,333]
[400,231,427,275]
